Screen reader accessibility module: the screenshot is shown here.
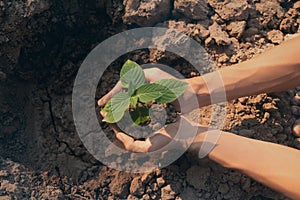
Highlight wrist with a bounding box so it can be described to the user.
[186,77,211,107]
[189,130,242,169]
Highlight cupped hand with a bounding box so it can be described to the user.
[108,116,202,153]
[112,124,174,153]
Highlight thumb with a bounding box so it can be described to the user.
[98,93,111,107]
[100,110,107,117]
[98,81,122,107]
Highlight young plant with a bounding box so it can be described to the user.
[101,60,188,125]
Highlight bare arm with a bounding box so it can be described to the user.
[113,118,300,199]
[189,130,300,199]
[189,36,300,107]
[99,35,300,199]
[99,37,300,112]
[186,38,300,199]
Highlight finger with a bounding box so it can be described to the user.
[130,139,152,153]
[100,110,107,117]
[147,134,171,151]
[110,124,122,133]
[116,132,135,150]
[98,81,122,107]
[107,124,129,150]
[115,131,151,152]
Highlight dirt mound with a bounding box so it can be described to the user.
[0,0,299,199]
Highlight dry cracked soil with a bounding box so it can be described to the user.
[1,0,300,199]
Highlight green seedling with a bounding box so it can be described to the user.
[101,60,188,125]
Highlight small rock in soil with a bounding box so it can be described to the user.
[186,166,210,189]
[174,0,209,20]
[280,4,299,33]
[209,0,252,21]
[127,194,139,200]
[291,106,300,116]
[292,91,300,105]
[280,17,298,33]
[263,102,277,110]
[223,185,242,199]
[130,177,145,196]
[294,138,300,149]
[41,186,64,200]
[122,0,170,26]
[141,194,150,200]
[179,186,198,199]
[0,71,6,81]
[227,21,246,39]
[218,183,230,194]
[241,176,251,192]
[109,171,132,198]
[293,119,300,137]
[255,0,284,29]
[161,185,177,200]
[156,177,165,188]
[208,22,231,45]
[267,30,284,44]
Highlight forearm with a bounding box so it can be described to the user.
[189,131,300,199]
[189,36,300,107]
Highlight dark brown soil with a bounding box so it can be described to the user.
[0,0,299,199]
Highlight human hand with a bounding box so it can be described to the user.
[109,115,201,153]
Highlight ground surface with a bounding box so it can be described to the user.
[0,0,300,199]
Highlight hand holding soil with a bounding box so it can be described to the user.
[99,60,191,139]
[108,116,202,153]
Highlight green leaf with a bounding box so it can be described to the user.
[155,79,188,103]
[136,83,165,103]
[102,110,125,123]
[129,96,138,108]
[130,107,150,125]
[101,92,130,123]
[120,60,145,89]
[101,99,112,113]
[128,80,135,96]
[110,92,130,112]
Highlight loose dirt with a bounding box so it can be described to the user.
[0,0,299,199]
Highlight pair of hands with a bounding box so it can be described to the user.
[98,68,201,153]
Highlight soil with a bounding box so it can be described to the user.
[112,103,178,139]
[1,0,300,199]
